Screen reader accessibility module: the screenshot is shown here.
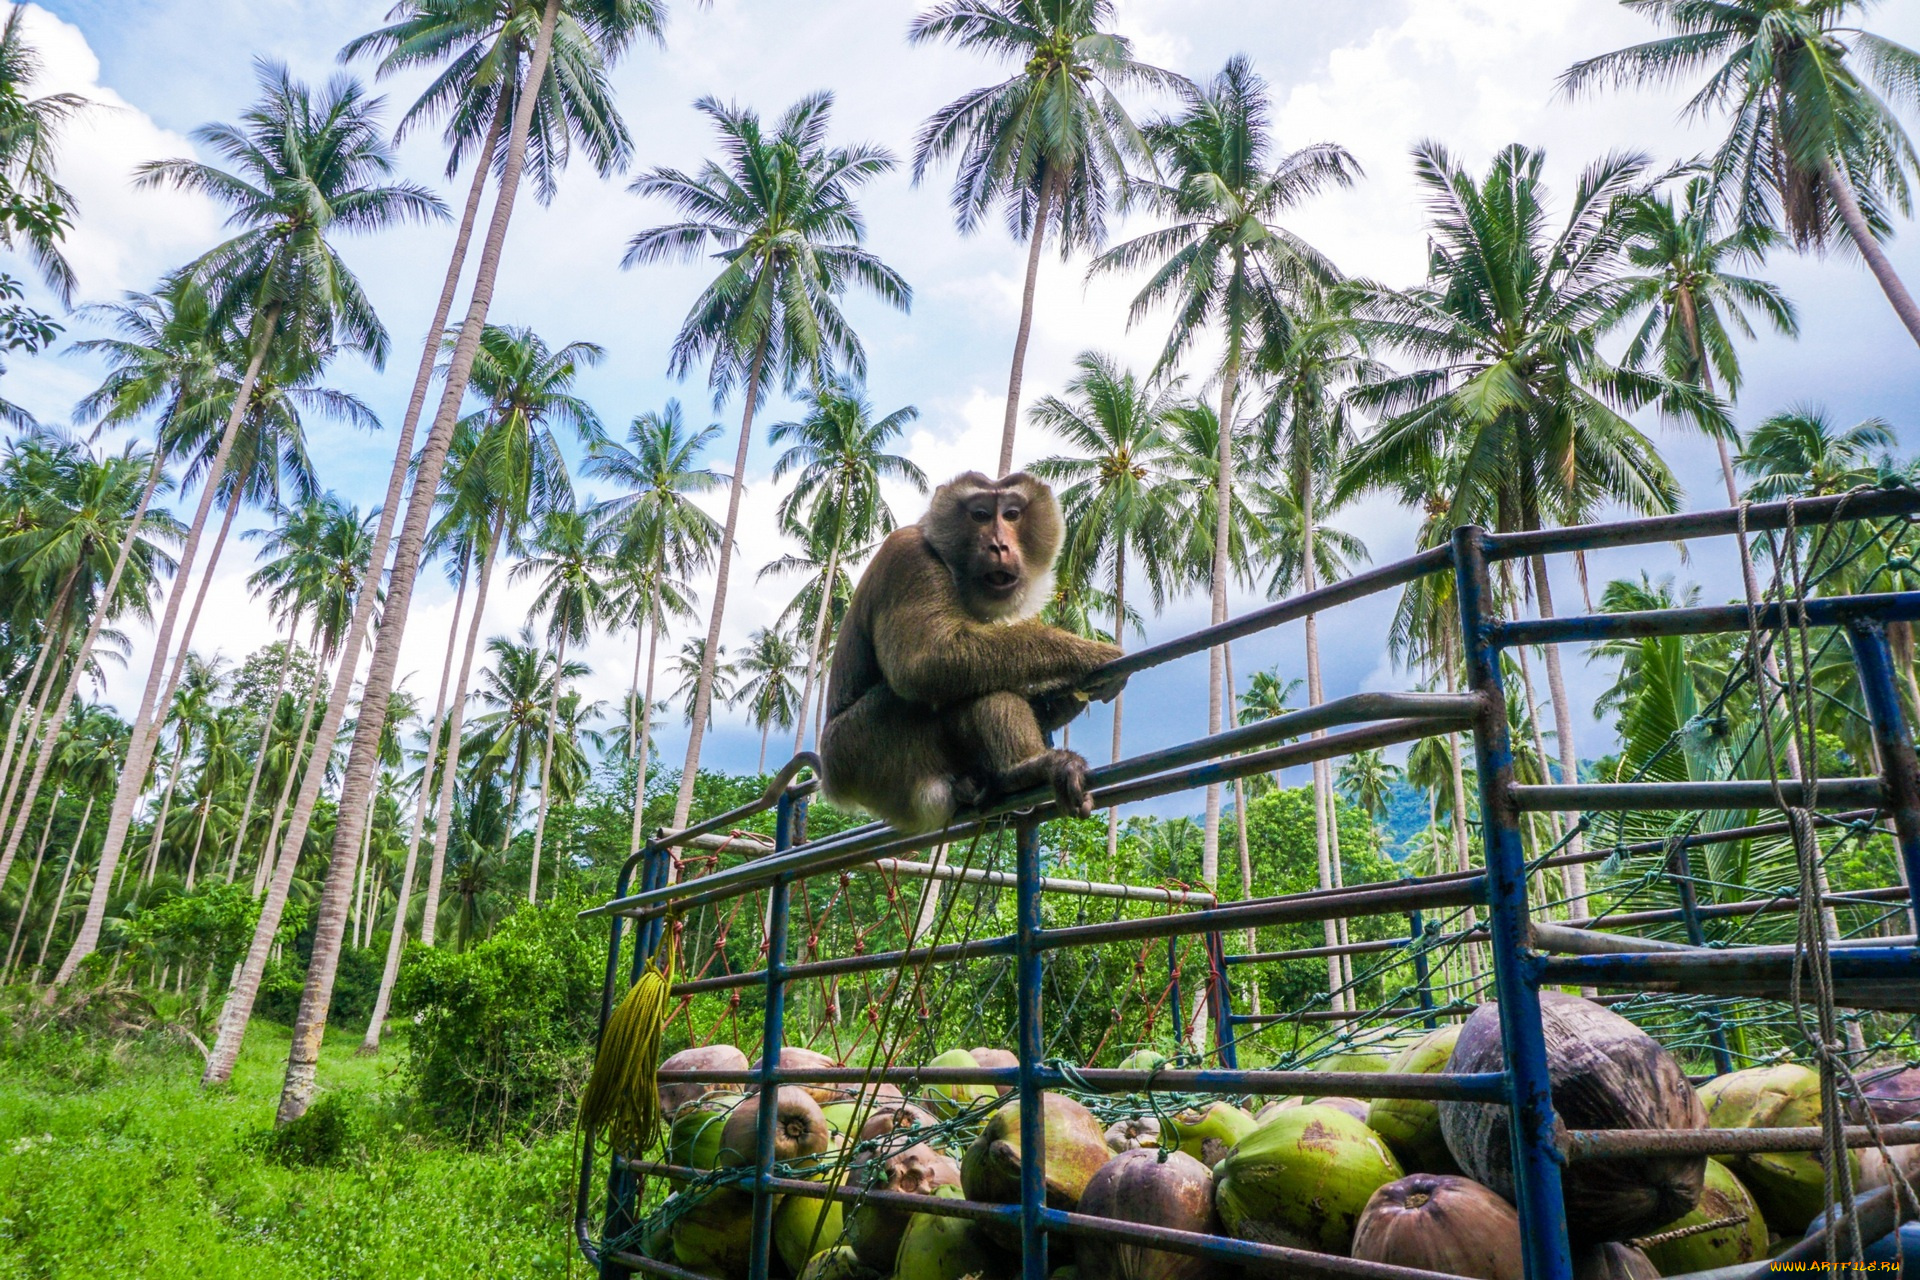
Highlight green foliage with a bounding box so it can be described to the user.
[261,1090,364,1167]
[393,886,604,1144]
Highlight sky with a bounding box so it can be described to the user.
[7,0,1920,822]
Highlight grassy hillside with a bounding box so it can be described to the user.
[0,1011,576,1279]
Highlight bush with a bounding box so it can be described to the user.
[261,1091,363,1167]
[394,886,605,1144]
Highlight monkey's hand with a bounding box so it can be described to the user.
[1079,662,1128,705]
[1030,686,1089,734]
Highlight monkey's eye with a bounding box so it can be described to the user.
[1004,506,1022,522]
[970,508,993,523]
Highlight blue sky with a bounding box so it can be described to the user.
[9,0,1920,818]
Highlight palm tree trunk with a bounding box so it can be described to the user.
[56,307,279,986]
[184,792,210,890]
[0,565,77,811]
[255,641,326,897]
[1223,645,1257,1015]
[33,794,89,978]
[1295,450,1345,1014]
[426,529,503,948]
[998,166,1058,477]
[354,784,378,947]
[628,579,662,861]
[757,720,769,774]
[792,533,843,758]
[226,640,292,884]
[241,0,560,1113]
[140,745,186,887]
[671,332,771,837]
[362,560,469,1051]
[0,597,71,886]
[1825,161,1920,348]
[526,628,568,903]
[1196,338,1243,1048]
[1529,555,1587,906]
[4,786,61,977]
[1107,542,1127,864]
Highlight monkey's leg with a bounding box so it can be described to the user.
[946,692,1098,819]
[820,687,962,833]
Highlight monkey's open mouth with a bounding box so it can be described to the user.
[982,570,1018,591]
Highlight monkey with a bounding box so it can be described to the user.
[819,471,1127,833]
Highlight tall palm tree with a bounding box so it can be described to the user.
[585,401,722,864]
[1341,141,1705,908]
[1612,174,1799,505]
[512,503,608,901]
[734,625,801,773]
[1738,407,1893,499]
[63,64,443,989]
[1336,748,1401,827]
[1564,0,1920,345]
[267,0,670,1121]
[767,377,925,759]
[0,8,88,304]
[137,651,225,888]
[908,0,1177,472]
[1092,53,1357,897]
[624,91,910,832]
[1028,351,1181,857]
[672,637,735,729]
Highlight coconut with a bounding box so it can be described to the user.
[1104,1115,1162,1153]
[1313,1096,1371,1125]
[1076,1148,1218,1280]
[1118,1048,1170,1072]
[670,1186,756,1278]
[1350,1173,1523,1280]
[822,1101,860,1135]
[893,1186,1013,1280]
[1858,1067,1920,1191]
[659,1044,750,1117]
[718,1085,833,1169]
[1212,1103,1405,1253]
[1368,1025,1463,1175]
[1637,1158,1767,1275]
[971,1047,1020,1094]
[856,1103,937,1147]
[775,1186,847,1274]
[1319,1041,1409,1074]
[1164,1101,1257,1167]
[1573,1243,1660,1280]
[668,1095,745,1175]
[799,1245,880,1280]
[924,1047,999,1117]
[1441,993,1705,1244]
[962,1093,1111,1250]
[753,1046,843,1105]
[1698,1063,1855,1234]
[1254,1098,1303,1123]
[846,1142,963,1271]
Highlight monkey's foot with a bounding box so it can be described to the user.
[1051,752,1095,819]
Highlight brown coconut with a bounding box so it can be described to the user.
[752,1046,843,1105]
[1351,1174,1524,1280]
[1440,992,1706,1244]
[856,1102,938,1146]
[962,1093,1111,1250]
[718,1085,833,1168]
[1104,1115,1161,1153]
[1573,1243,1660,1280]
[846,1142,963,1272]
[970,1046,1020,1094]
[1860,1067,1920,1190]
[1253,1097,1303,1123]
[1313,1096,1371,1125]
[658,1044,750,1117]
[1076,1148,1218,1280]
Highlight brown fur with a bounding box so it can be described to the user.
[820,472,1124,831]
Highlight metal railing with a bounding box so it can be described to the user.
[575,486,1920,1280]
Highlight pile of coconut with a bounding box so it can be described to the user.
[641,993,1920,1280]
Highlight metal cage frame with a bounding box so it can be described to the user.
[574,489,1920,1280]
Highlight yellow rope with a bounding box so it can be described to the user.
[582,918,678,1156]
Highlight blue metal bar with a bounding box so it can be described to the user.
[656,1064,1511,1101]
[1408,909,1437,1030]
[747,795,795,1280]
[1513,778,1884,812]
[1205,928,1238,1067]
[1015,820,1047,1280]
[1454,524,1576,1280]
[1479,487,1920,561]
[591,851,639,1279]
[1846,620,1920,935]
[1497,591,1920,648]
[1539,945,1920,987]
[1660,835,1734,1075]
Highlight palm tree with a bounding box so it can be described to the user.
[1336,749,1401,827]
[767,377,925,759]
[908,0,1177,472]
[63,64,443,989]
[1028,351,1180,857]
[1341,141,1706,908]
[512,503,608,901]
[137,651,225,888]
[672,637,735,730]
[265,0,671,1121]
[735,625,802,773]
[624,91,910,833]
[585,401,722,864]
[0,8,88,304]
[1092,54,1357,898]
[1738,407,1894,499]
[1612,174,1799,505]
[1563,0,1920,345]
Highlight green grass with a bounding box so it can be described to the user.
[0,1018,579,1278]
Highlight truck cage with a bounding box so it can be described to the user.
[573,488,1920,1280]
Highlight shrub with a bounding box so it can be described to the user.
[261,1091,363,1167]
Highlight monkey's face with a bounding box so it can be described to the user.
[964,489,1032,606]
[924,471,1062,622]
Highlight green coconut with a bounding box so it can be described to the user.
[1698,1063,1855,1235]
[668,1095,744,1176]
[846,1142,963,1272]
[924,1047,999,1118]
[1212,1102,1405,1253]
[894,1186,1012,1280]
[1351,1173,1523,1280]
[775,1186,847,1274]
[821,1101,860,1135]
[798,1245,880,1280]
[1118,1048,1170,1073]
[1368,1024,1463,1175]
[670,1186,756,1279]
[962,1093,1111,1251]
[1076,1148,1218,1280]
[1638,1158,1767,1275]
[970,1047,1019,1094]
[1574,1243,1661,1280]
[1319,1038,1415,1074]
[1164,1101,1257,1167]
[1254,1098,1302,1123]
